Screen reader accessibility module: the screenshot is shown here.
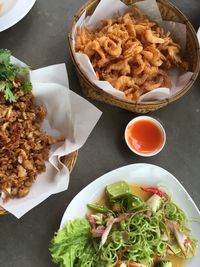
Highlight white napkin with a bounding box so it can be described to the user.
[0,58,102,218]
[72,0,193,102]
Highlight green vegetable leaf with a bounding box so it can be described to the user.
[0,81,6,92]
[16,66,29,76]
[4,82,16,102]
[0,49,11,66]
[0,49,32,102]
[21,82,32,92]
[49,218,98,267]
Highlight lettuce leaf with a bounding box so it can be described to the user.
[49,218,98,267]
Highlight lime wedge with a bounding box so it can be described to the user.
[106,181,131,200]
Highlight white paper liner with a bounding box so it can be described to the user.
[72,0,193,102]
[0,58,102,218]
[197,27,200,44]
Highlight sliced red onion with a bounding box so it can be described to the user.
[100,213,135,247]
[91,226,105,237]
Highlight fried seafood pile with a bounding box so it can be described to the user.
[0,91,63,202]
[76,7,187,100]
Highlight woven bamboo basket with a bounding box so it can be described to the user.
[0,150,78,215]
[69,0,200,114]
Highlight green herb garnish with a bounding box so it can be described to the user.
[0,49,32,102]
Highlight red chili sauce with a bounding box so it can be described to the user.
[126,119,164,154]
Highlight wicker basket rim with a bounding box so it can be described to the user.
[69,0,200,106]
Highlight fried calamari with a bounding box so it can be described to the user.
[76,7,187,101]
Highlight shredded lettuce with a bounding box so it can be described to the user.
[49,218,98,267]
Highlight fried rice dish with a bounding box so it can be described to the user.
[76,7,188,101]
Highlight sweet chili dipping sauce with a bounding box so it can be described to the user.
[126,118,165,155]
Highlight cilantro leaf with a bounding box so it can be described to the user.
[16,66,29,76]
[0,81,6,92]
[4,82,16,102]
[21,82,32,92]
[0,49,32,103]
[0,49,11,66]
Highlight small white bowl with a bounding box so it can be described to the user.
[124,116,166,157]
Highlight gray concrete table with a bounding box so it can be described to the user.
[0,0,199,266]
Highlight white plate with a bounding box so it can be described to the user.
[61,163,200,267]
[0,0,36,32]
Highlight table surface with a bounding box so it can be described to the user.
[0,0,200,266]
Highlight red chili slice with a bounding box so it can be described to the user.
[141,187,168,199]
[184,239,191,245]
